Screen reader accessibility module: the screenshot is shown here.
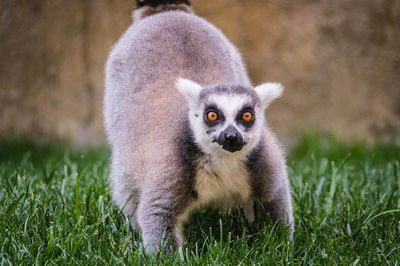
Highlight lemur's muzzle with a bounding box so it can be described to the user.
[216,125,245,152]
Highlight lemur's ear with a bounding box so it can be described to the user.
[254,82,283,109]
[176,78,203,106]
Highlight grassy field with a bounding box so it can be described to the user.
[0,134,399,264]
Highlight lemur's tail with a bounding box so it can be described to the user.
[134,0,192,21]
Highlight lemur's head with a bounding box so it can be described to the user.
[176,78,283,155]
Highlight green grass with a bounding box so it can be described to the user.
[0,134,399,264]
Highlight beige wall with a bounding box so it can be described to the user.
[1,0,399,144]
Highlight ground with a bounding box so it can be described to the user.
[0,133,399,264]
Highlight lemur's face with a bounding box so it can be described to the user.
[198,93,259,153]
[176,79,283,155]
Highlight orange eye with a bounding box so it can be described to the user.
[242,112,253,122]
[207,111,218,122]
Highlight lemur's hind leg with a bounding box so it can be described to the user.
[109,159,140,230]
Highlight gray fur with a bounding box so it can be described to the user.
[104,4,293,252]
[199,84,260,104]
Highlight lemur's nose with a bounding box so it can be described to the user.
[225,132,237,142]
[224,126,239,141]
[216,125,245,152]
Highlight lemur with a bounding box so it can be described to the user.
[104,0,293,252]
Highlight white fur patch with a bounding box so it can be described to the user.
[254,83,283,109]
[210,94,249,123]
[195,154,251,207]
[175,78,203,107]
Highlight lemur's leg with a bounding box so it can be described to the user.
[244,188,293,229]
[109,158,140,230]
[136,177,193,252]
[244,176,293,230]
[259,183,294,229]
[248,133,294,233]
[242,200,255,223]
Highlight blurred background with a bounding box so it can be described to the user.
[0,0,399,145]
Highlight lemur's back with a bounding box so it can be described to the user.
[105,10,250,157]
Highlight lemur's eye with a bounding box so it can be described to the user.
[242,112,253,122]
[207,111,218,122]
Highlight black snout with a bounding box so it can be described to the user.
[225,131,237,142]
[216,126,245,152]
